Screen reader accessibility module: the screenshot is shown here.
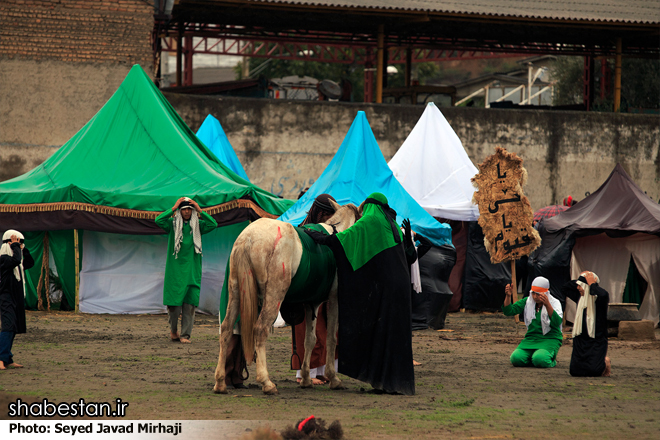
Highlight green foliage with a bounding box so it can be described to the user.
[550,56,584,106]
[621,58,660,110]
[234,52,441,102]
[551,56,660,110]
[235,56,364,102]
[387,62,439,88]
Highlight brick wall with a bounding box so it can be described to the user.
[0,0,153,66]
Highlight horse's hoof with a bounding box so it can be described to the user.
[213,384,228,394]
[300,381,313,389]
[263,385,279,395]
[330,381,346,390]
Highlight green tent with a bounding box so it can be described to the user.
[0,65,292,313]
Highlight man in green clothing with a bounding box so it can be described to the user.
[155,197,217,343]
[502,276,563,368]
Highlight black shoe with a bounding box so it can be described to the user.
[232,383,248,389]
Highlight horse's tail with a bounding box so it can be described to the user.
[232,237,258,365]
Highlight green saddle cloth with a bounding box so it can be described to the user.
[284,224,337,304]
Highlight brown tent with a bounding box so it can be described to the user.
[531,164,660,325]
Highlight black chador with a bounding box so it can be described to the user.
[306,193,417,395]
[562,277,609,377]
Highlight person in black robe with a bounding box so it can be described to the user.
[0,230,35,370]
[562,271,611,377]
[306,192,417,395]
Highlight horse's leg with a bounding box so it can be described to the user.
[325,278,345,390]
[253,293,283,395]
[213,287,240,394]
[299,304,320,388]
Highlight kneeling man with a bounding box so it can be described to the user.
[503,276,563,368]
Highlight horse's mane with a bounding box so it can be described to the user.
[345,204,361,222]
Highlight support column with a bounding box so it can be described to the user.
[364,50,374,103]
[600,59,608,100]
[405,47,412,87]
[184,35,193,86]
[176,24,183,87]
[614,38,622,112]
[375,24,385,104]
[583,55,594,111]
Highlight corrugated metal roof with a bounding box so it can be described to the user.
[250,1,660,25]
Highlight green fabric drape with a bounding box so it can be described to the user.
[335,192,403,271]
[623,256,645,308]
[22,230,81,311]
[49,230,82,311]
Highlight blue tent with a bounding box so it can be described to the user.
[278,111,452,247]
[196,114,250,181]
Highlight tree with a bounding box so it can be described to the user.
[550,57,584,106]
[234,57,365,102]
[551,56,660,110]
[233,51,442,102]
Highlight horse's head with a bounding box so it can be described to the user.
[324,201,361,233]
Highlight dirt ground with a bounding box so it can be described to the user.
[1,310,659,439]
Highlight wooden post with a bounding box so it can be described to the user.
[74,229,80,313]
[376,24,385,104]
[511,259,519,323]
[176,23,183,87]
[614,37,622,112]
[404,47,412,87]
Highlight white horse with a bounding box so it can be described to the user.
[214,201,360,395]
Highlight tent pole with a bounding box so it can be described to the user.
[511,259,519,323]
[74,229,80,313]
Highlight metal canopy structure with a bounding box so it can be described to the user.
[154,0,660,106]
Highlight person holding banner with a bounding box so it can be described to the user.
[562,271,611,377]
[502,276,563,368]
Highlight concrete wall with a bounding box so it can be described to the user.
[166,94,660,210]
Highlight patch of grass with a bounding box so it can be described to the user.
[401,405,506,427]
[267,336,290,344]
[145,356,177,362]
[448,398,475,408]
[428,348,451,354]
[352,408,394,421]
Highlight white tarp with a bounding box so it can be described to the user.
[388,102,479,221]
[568,233,660,325]
[79,223,246,315]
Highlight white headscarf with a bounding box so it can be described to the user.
[523,276,563,335]
[572,272,600,338]
[173,207,202,259]
[1,229,26,297]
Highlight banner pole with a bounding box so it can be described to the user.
[511,259,519,323]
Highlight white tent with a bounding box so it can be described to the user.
[388,102,479,221]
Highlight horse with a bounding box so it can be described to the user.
[213,201,361,395]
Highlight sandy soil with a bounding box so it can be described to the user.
[1,310,659,439]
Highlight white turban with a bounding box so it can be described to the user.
[1,229,26,297]
[524,276,563,335]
